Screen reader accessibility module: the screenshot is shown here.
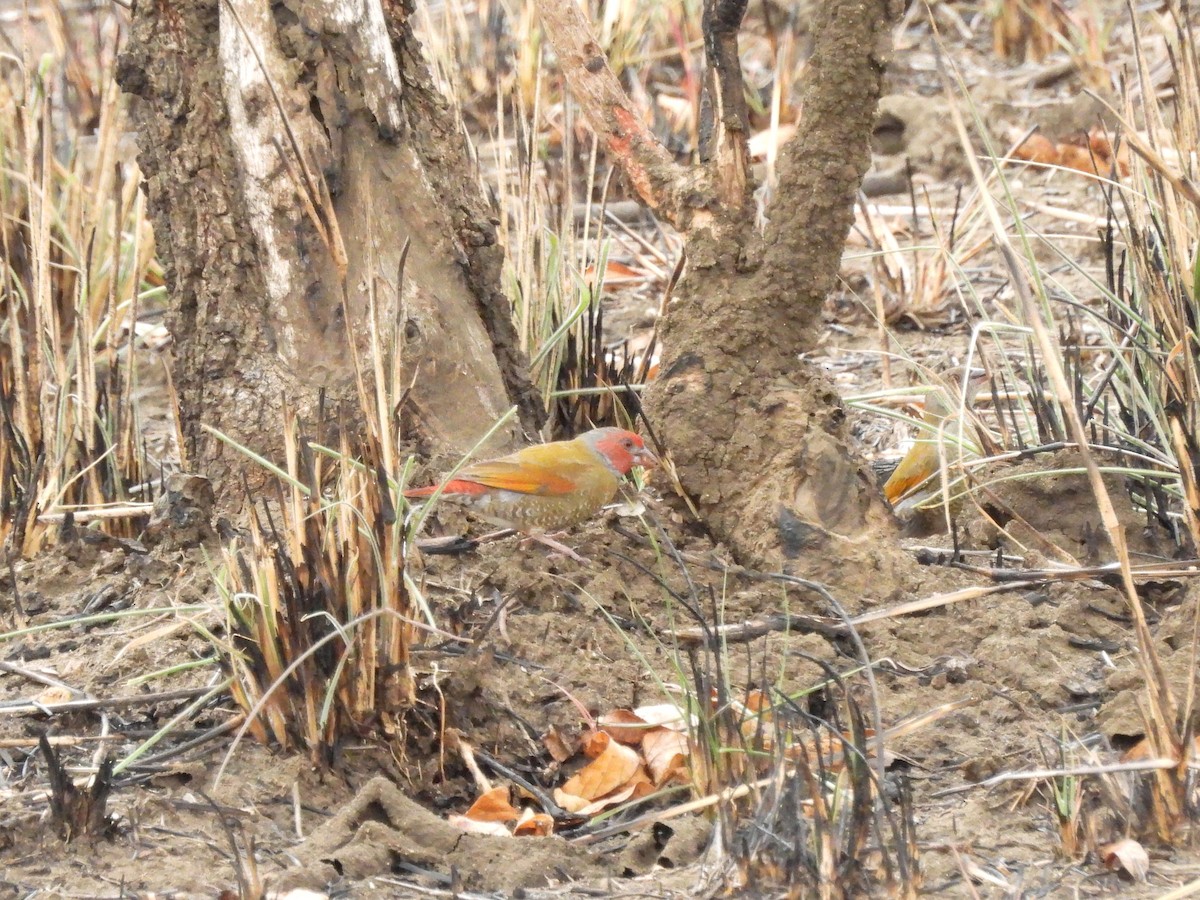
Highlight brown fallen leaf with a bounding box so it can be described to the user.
[631,702,688,730]
[570,767,655,817]
[1086,129,1129,175]
[34,686,75,706]
[462,786,519,823]
[560,733,642,801]
[1100,838,1149,881]
[581,259,644,285]
[643,727,689,786]
[1121,733,1200,763]
[542,725,576,763]
[581,729,612,759]
[1011,130,1129,178]
[1057,144,1103,176]
[513,808,554,837]
[743,689,772,712]
[599,709,651,745]
[553,788,591,814]
[447,814,513,837]
[1012,133,1059,166]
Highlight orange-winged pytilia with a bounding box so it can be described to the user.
[883,369,987,512]
[404,427,658,560]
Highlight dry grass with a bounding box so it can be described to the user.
[0,5,162,557]
[211,238,428,766]
[928,0,1200,850]
[213,409,421,768]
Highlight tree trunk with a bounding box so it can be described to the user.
[116,0,542,494]
[538,0,903,579]
[646,0,902,577]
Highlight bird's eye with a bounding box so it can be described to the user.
[624,439,634,449]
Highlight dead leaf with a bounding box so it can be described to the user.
[1100,839,1149,881]
[513,808,554,837]
[542,725,576,763]
[581,728,615,758]
[643,727,689,786]
[553,788,591,814]
[611,499,646,517]
[560,734,641,800]
[582,259,644,285]
[748,123,797,159]
[655,94,693,131]
[1121,734,1200,763]
[573,767,654,816]
[463,786,518,823]
[631,702,688,730]
[1057,144,1102,175]
[743,689,771,713]
[447,814,513,837]
[964,858,1012,890]
[1011,130,1129,178]
[599,709,651,745]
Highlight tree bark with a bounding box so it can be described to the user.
[116,0,543,494]
[539,0,903,578]
[650,0,901,577]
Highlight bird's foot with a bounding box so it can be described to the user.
[476,528,518,545]
[524,532,591,565]
[474,528,590,564]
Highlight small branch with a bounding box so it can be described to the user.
[0,661,88,697]
[673,611,847,645]
[37,503,154,524]
[933,758,1186,798]
[958,559,1200,584]
[534,0,698,227]
[0,686,213,717]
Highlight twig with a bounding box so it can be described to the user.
[0,685,212,716]
[0,660,88,697]
[471,747,576,823]
[933,757,1186,797]
[36,503,154,524]
[957,559,1200,584]
[849,583,1037,626]
[672,611,848,645]
[0,733,133,749]
[532,0,694,226]
[116,715,243,774]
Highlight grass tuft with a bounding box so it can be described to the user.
[214,410,419,768]
[0,6,162,557]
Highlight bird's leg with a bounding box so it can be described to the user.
[472,527,591,564]
[475,528,518,545]
[525,532,591,564]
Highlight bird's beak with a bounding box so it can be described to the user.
[633,446,659,469]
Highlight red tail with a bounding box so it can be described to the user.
[403,479,487,499]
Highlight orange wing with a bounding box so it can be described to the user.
[883,443,938,503]
[455,459,579,496]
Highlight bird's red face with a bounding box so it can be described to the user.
[585,428,659,475]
